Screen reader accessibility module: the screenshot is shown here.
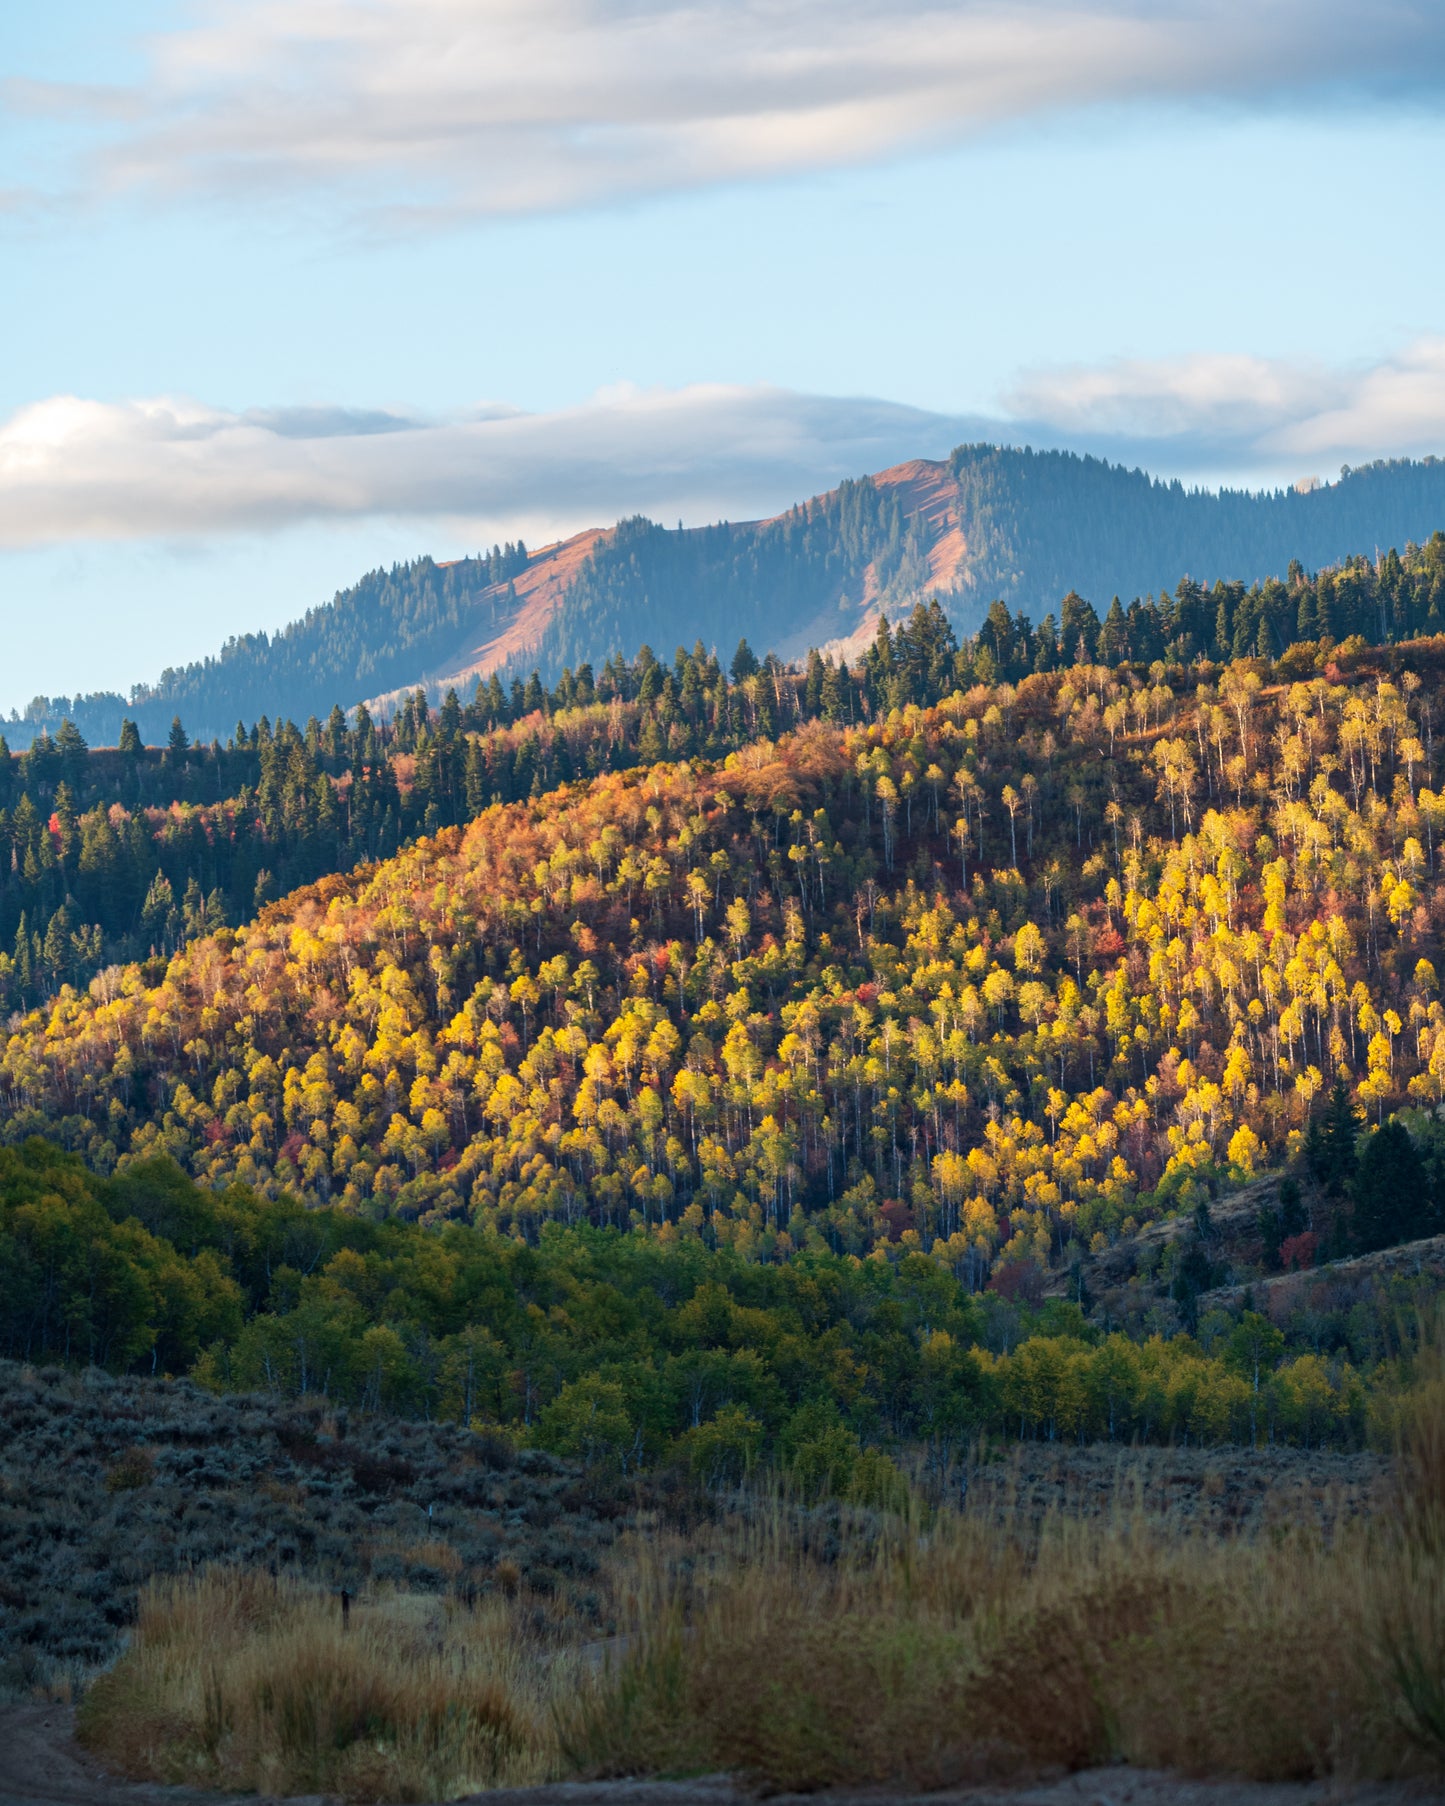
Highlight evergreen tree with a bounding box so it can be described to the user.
[12,912,31,1000]
[325,704,348,762]
[55,719,88,791]
[1352,1121,1430,1252]
[1305,1080,1361,1195]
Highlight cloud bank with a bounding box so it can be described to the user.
[1009,338,1445,477]
[3,342,1445,552]
[15,0,1445,220]
[0,385,989,547]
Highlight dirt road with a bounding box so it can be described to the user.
[0,1704,1435,1806]
[0,1703,251,1806]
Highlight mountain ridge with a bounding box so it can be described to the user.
[365,455,976,712]
[12,441,1445,747]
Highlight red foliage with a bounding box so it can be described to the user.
[879,1198,915,1242]
[990,1260,1045,1306]
[1280,1230,1320,1271]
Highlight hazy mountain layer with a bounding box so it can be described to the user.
[12,444,1445,746]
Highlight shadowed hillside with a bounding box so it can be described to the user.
[14,445,1445,746]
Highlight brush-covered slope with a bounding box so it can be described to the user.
[16,446,1445,747]
[7,639,1445,1285]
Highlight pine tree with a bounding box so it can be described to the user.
[12,912,31,1001]
[1353,1120,1429,1252]
[325,705,348,762]
[55,719,88,791]
[1305,1079,1361,1195]
[42,904,72,986]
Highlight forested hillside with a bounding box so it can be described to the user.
[11,566,1445,1457]
[12,447,1445,747]
[947,445,1445,621]
[532,448,1445,685]
[8,621,1445,1289]
[531,471,937,681]
[0,632,873,1012]
[7,541,1445,1022]
[7,542,530,750]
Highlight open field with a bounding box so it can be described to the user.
[4,1357,1440,1804]
[0,1357,1395,1698]
[961,1439,1387,1532]
[69,1489,1445,1802]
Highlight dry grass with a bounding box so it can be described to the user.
[79,1569,592,1802]
[78,1492,1445,1801]
[561,1418,1445,1794]
[74,1342,1445,1800]
[559,1507,1414,1789]
[554,1318,1445,1791]
[79,1470,1445,1801]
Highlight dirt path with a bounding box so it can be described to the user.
[0,1704,254,1806]
[0,1705,1431,1806]
[465,1782,1433,1806]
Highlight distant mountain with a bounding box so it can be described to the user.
[13,443,1445,746]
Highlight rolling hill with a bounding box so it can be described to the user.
[11,442,1445,746]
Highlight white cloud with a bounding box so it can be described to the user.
[16,0,1445,221]
[1008,339,1445,476]
[4,341,1445,553]
[0,384,988,547]
[7,343,1445,552]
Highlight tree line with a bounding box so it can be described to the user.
[0,1138,1411,1473]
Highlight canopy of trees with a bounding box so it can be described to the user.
[0,1139,1391,1460]
[6,623,1445,1302]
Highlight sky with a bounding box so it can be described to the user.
[4,1,1445,713]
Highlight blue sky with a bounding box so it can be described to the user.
[4,1,1445,714]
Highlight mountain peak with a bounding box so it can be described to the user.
[16,443,1445,746]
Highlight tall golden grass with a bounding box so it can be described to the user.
[80,1345,1445,1801]
[561,1397,1445,1792]
[79,1569,591,1802]
[561,1499,1418,1789]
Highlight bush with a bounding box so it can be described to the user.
[79,1571,578,1800]
[561,1399,1445,1793]
[0,1361,622,1694]
[103,1448,155,1493]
